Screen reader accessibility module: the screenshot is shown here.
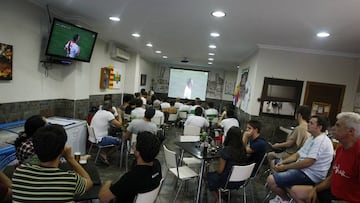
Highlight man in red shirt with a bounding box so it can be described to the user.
[290,112,360,203]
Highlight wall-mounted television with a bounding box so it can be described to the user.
[45,18,98,63]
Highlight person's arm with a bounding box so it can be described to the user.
[272,137,295,149]
[242,131,253,154]
[277,157,315,172]
[98,180,116,202]
[216,158,227,174]
[0,172,12,201]
[309,175,332,203]
[63,146,93,191]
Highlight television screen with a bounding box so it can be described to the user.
[168,68,209,100]
[45,18,98,62]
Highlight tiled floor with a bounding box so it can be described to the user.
[91,126,270,203]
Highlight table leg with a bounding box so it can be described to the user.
[196,159,205,203]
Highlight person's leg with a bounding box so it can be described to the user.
[267,175,290,201]
[98,136,121,162]
[290,185,314,203]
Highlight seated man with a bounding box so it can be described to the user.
[268,105,311,171]
[12,124,93,202]
[125,108,158,140]
[242,119,267,176]
[267,115,334,203]
[99,131,162,202]
[184,107,209,129]
[91,102,122,164]
[290,112,360,203]
[131,98,146,119]
[218,109,239,142]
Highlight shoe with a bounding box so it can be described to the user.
[269,195,290,203]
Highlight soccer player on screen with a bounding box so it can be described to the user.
[183,78,193,99]
[64,34,80,58]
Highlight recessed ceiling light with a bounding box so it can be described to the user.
[131,33,141,38]
[211,11,226,18]
[208,53,215,56]
[146,43,153,47]
[209,44,216,49]
[109,16,120,21]
[317,32,330,38]
[208,58,214,61]
[162,56,168,59]
[208,62,213,65]
[155,50,162,54]
[210,32,220,37]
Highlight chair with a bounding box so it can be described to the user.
[178,111,188,126]
[133,178,164,203]
[183,125,201,136]
[163,145,198,202]
[125,133,138,171]
[218,163,256,203]
[87,124,115,164]
[167,112,178,126]
[249,153,267,203]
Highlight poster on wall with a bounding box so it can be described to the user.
[99,66,121,89]
[0,42,13,80]
[224,81,235,95]
[234,68,250,112]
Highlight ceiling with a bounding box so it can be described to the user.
[28,0,360,71]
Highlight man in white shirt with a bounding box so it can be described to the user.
[90,103,122,164]
[131,98,145,119]
[184,107,209,129]
[218,109,239,142]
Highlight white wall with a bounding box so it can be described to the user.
[240,48,360,116]
[139,56,156,91]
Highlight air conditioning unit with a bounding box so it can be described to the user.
[110,47,130,62]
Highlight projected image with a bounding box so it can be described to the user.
[168,68,208,100]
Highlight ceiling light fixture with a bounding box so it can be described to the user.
[210,32,220,37]
[208,53,215,56]
[317,32,330,38]
[211,10,226,18]
[162,56,168,59]
[131,33,141,38]
[209,44,216,49]
[208,58,214,61]
[155,50,162,54]
[146,43,153,47]
[208,62,213,65]
[109,16,120,21]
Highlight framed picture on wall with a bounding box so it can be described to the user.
[0,42,13,80]
[140,74,147,86]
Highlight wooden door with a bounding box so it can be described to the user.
[304,81,345,126]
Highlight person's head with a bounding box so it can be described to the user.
[135,98,143,107]
[223,126,243,147]
[175,97,180,102]
[208,102,214,109]
[333,112,360,141]
[153,100,161,110]
[187,78,193,88]
[195,107,203,116]
[247,120,262,135]
[102,102,113,111]
[73,34,80,42]
[24,115,47,137]
[123,94,133,104]
[296,105,311,122]
[169,100,175,106]
[134,92,141,98]
[308,115,329,135]
[135,131,161,163]
[226,109,235,118]
[33,124,67,162]
[195,98,201,105]
[140,88,146,94]
[144,107,156,119]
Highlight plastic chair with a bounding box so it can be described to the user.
[249,153,267,203]
[133,178,164,203]
[218,163,256,203]
[163,145,198,202]
[124,133,138,171]
[87,124,115,164]
[167,113,179,126]
[183,125,201,136]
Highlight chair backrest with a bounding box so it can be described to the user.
[227,163,255,184]
[128,133,138,155]
[163,145,178,169]
[179,111,187,119]
[183,125,201,136]
[179,135,200,142]
[252,153,267,178]
[87,124,97,144]
[168,113,178,122]
[133,178,164,203]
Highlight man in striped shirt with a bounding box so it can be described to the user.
[12,124,93,202]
